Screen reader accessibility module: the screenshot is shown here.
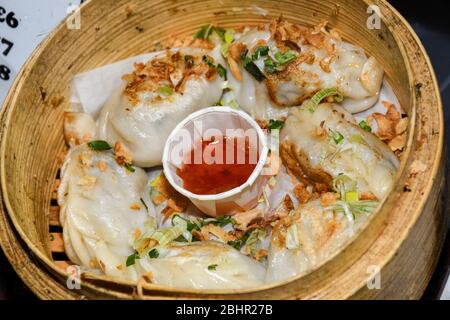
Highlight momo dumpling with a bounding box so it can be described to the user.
[57,145,153,280]
[280,102,398,200]
[136,241,265,289]
[224,18,384,119]
[266,198,365,282]
[98,48,226,167]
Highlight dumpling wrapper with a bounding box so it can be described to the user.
[226,22,384,119]
[136,241,266,289]
[98,47,226,167]
[280,102,398,199]
[57,145,153,281]
[266,199,363,282]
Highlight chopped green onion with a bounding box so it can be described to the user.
[140,198,148,212]
[220,43,229,57]
[330,130,344,144]
[194,24,214,39]
[264,58,279,74]
[303,88,344,112]
[217,63,227,79]
[228,230,251,250]
[207,264,218,271]
[274,50,297,65]
[325,200,379,222]
[87,140,112,151]
[148,248,159,259]
[268,119,284,130]
[204,215,235,227]
[252,46,269,60]
[241,53,265,82]
[345,191,359,203]
[203,55,215,67]
[124,162,135,173]
[244,228,266,256]
[158,85,173,96]
[358,120,372,132]
[126,252,139,267]
[224,29,234,44]
[150,175,160,188]
[332,174,357,199]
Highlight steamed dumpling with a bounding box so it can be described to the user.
[280,102,398,199]
[63,112,96,147]
[225,19,383,119]
[57,145,153,280]
[266,199,361,282]
[136,241,266,289]
[98,48,226,167]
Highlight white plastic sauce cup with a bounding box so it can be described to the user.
[162,106,269,217]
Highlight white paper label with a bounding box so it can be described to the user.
[0,0,82,105]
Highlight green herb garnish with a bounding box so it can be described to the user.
[207,264,218,271]
[217,63,227,79]
[358,120,372,132]
[274,50,297,65]
[264,58,279,74]
[303,88,344,112]
[330,130,344,144]
[124,162,136,173]
[148,248,159,259]
[241,51,265,82]
[158,85,173,96]
[87,140,112,151]
[268,119,284,130]
[252,46,269,61]
[203,55,215,67]
[194,24,214,39]
[224,29,234,44]
[126,252,139,267]
[228,231,251,250]
[204,215,236,227]
[140,198,148,212]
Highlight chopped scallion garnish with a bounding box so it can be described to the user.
[274,50,297,65]
[194,24,214,39]
[126,252,139,267]
[148,248,159,259]
[158,85,173,96]
[358,120,372,132]
[268,119,284,130]
[303,88,344,112]
[330,130,344,144]
[217,63,227,79]
[140,198,148,212]
[87,140,112,151]
[124,162,135,173]
[241,50,265,82]
[207,264,218,271]
[252,46,269,61]
[345,191,359,203]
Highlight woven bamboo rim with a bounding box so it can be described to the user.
[0,0,446,299]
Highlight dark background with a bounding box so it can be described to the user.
[0,0,449,299]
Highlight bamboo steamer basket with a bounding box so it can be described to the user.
[0,0,446,299]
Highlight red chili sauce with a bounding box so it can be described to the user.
[176,136,258,195]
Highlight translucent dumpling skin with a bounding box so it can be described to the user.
[136,241,266,289]
[225,19,384,119]
[57,145,152,280]
[98,48,226,167]
[280,103,398,199]
[266,199,357,282]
